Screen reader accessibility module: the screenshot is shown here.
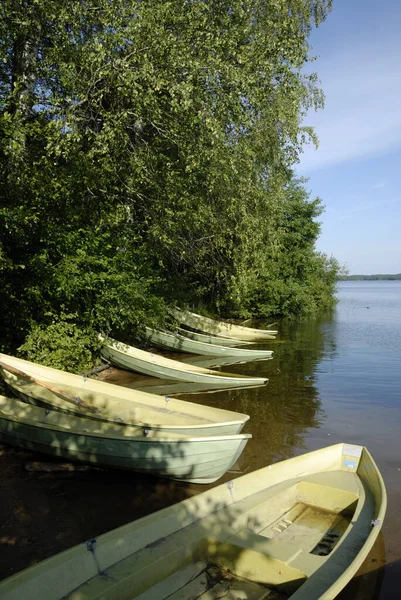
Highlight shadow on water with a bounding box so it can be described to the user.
[0,442,195,581]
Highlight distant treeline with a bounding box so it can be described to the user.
[339,274,401,281]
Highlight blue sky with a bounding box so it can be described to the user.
[298,0,401,275]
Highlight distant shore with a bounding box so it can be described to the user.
[339,274,401,281]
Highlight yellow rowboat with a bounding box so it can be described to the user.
[0,354,250,435]
[173,309,278,341]
[145,328,274,358]
[0,443,386,599]
[100,336,269,388]
[0,395,250,484]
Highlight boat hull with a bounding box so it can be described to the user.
[0,396,250,484]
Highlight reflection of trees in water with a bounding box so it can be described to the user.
[177,313,337,473]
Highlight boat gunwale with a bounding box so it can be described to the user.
[101,336,269,385]
[0,395,252,444]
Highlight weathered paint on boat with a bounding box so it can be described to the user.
[0,354,250,435]
[0,396,250,484]
[174,309,278,341]
[101,336,269,388]
[145,327,274,359]
[0,443,386,600]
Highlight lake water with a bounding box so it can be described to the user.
[104,279,401,598]
[221,279,401,599]
[1,280,400,597]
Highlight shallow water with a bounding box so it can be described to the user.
[1,280,400,597]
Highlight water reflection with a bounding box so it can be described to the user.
[103,312,332,473]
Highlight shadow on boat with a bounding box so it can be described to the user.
[337,532,387,599]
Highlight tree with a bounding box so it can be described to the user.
[0,0,337,369]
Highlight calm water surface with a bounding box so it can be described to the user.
[1,280,400,597]
[161,280,401,599]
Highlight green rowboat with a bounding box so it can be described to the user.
[0,395,250,484]
[145,328,274,358]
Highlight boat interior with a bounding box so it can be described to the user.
[66,470,374,600]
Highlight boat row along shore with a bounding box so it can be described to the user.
[0,309,387,599]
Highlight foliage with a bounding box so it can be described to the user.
[221,176,341,317]
[0,0,338,368]
[17,316,102,373]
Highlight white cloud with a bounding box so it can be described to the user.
[298,39,401,172]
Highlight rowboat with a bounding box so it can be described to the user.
[173,309,278,341]
[178,327,255,347]
[0,354,250,435]
[0,395,250,484]
[0,443,386,600]
[182,353,272,369]
[105,370,262,397]
[100,336,269,388]
[145,327,274,358]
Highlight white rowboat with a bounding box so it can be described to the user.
[101,336,268,388]
[0,395,250,484]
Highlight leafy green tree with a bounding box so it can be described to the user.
[0,0,337,369]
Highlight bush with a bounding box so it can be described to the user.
[18,316,103,373]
